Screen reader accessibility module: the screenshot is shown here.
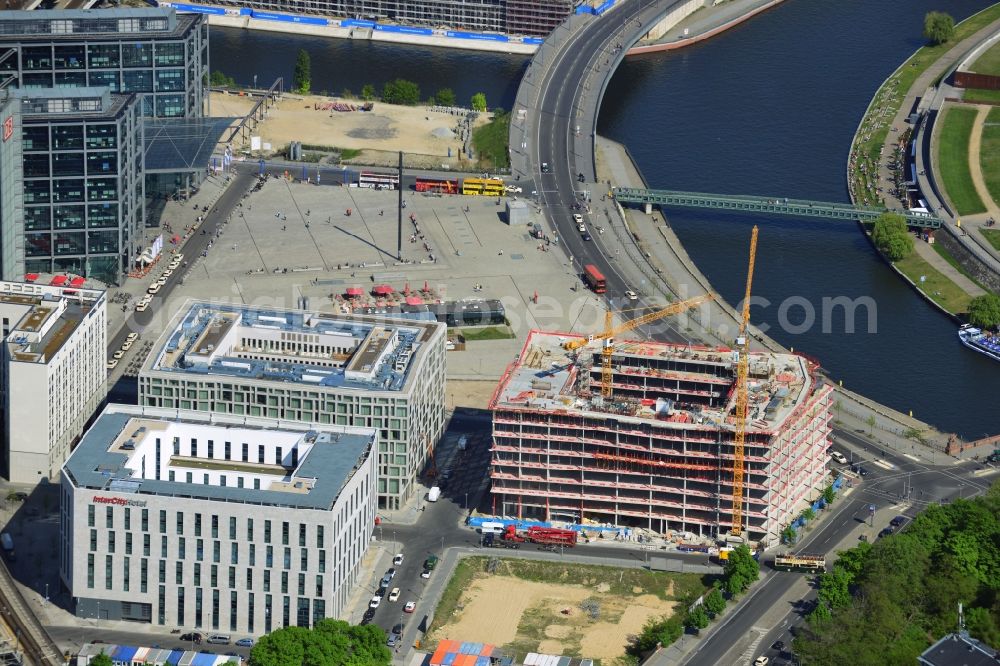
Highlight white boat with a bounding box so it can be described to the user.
[958,324,1000,362]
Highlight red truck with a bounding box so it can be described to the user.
[503,525,577,547]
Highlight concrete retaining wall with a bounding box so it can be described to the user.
[935,229,1000,293]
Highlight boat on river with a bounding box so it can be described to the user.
[958,324,1000,362]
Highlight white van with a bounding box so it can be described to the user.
[829,450,848,465]
[480,521,505,535]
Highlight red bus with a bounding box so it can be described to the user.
[583,264,606,293]
[415,177,459,194]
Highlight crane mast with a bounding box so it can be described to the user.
[731,226,759,538]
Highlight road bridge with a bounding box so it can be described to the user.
[612,187,943,228]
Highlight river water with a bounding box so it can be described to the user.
[209,0,999,438]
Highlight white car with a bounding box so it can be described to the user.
[505,185,522,194]
[126,332,138,342]
[625,290,638,301]
[388,587,401,602]
[754,657,769,666]
[147,284,160,295]
[369,595,381,609]
[393,553,404,566]
[404,601,416,613]
[136,302,149,312]
[421,569,431,579]
[162,269,173,278]
[107,359,119,369]
[156,277,168,286]
[113,350,125,360]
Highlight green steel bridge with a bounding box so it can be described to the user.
[611,187,943,229]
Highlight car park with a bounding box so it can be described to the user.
[393,553,404,565]
[369,595,381,609]
[388,587,401,602]
[235,638,254,648]
[206,635,230,645]
[404,601,416,613]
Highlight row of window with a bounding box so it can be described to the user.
[17,42,187,71]
[24,203,122,228]
[25,231,126,257]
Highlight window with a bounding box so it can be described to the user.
[143,534,150,557]
[247,518,254,541]
[190,438,197,457]
[276,446,283,466]
[105,555,113,590]
[297,573,305,596]
[266,546,273,568]
[282,522,289,546]
[194,514,202,537]
[176,512,183,535]
[242,443,248,462]
[195,539,203,561]
[213,541,220,564]
[316,525,324,548]
[141,509,149,532]
[258,446,265,465]
[176,562,183,585]
[194,563,201,587]
[228,567,235,589]
[247,568,253,590]
[124,508,131,531]
[281,571,288,594]
[159,560,166,584]
[159,510,166,533]
[207,440,214,458]
[315,575,323,597]
[106,506,113,528]
[283,548,290,570]
[229,517,236,540]
[125,532,132,555]
[108,531,116,553]
[123,557,130,592]
[263,570,270,593]
[211,565,217,588]
[140,559,148,593]
[87,505,95,527]
[249,544,256,567]
[87,554,94,588]
[264,521,271,543]
[231,542,238,565]
[178,537,186,560]
[298,524,306,547]
[300,549,308,571]
[211,515,218,539]
[90,530,98,552]
[161,536,168,558]
[318,550,325,574]
[230,591,238,632]
[225,442,231,460]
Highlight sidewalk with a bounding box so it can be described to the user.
[628,0,784,53]
[912,236,986,296]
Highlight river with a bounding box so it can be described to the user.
[209,0,999,439]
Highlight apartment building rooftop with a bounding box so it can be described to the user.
[491,330,816,434]
[62,405,375,511]
[145,301,443,393]
[0,280,105,364]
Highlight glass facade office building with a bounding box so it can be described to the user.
[0,9,208,120]
[18,88,143,284]
[0,95,24,282]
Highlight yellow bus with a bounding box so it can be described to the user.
[462,178,505,196]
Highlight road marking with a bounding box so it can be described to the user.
[903,454,921,462]
[872,458,895,470]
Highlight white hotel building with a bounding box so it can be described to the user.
[138,302,447,510]
[0,279,106,483]
[60,404,377,633]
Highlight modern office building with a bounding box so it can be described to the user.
[489,330,833,545]
[17,87,144,285]
[0,94,24,282]
[61,404,378,631]
[0,8,209,120]
[0,279,106,484]
[139,302,447,510]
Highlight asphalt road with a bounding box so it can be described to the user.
[683,429,991,666]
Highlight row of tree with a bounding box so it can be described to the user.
[794,481,1000,664]
[629,545,760,657]
[291,49,488,110]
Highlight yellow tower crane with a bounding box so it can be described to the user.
[731,225,759,539]
[562,294,716,399]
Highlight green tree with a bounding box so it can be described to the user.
[833,541,871,579]
[722,544,759,597]
[923,11,955,45]
[435,87,457,106]
[781,524,797,545]
[702,587,726,616]
[967,293,1000,329]
[802,507,816,521]
[360,84,377,101]
[685,605,710,632]
[250,619,390,666]
[382,79,421,105]
[91,654,112,666]
[471,92,487,112]
[293,49,311,94]
[629,615,684,656]
[817,568,853,610]
[822,484,836,505]
[872,212,914,261]
[866,413,877,436]
[209,70,236,88]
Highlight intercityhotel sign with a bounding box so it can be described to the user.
[92,496,148,508]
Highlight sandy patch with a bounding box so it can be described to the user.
[434,576,590,646]
[538,640,566,654]
[545,625,572,639]
[596,583,611,593]
[578,595,677,660]
[222,93,487,161]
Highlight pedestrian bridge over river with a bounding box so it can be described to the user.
[612,187,943,229]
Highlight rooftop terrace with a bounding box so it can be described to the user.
[147,302,441,393]
[62,405,375,511]
[492,330,816,434]
[0,280,104,364]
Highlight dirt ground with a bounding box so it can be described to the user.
[446,379,498,411]
[431,575,677,661]
[210,91,486,165]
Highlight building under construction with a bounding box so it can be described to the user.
[489,330,833,545]
[209,0,574,38]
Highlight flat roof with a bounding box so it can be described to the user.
[16,88,135,120]
[491,330,817,434]
[144,301,443,394]
[0,280,105,364]
[62,405,375,511]
[0,9,200,42]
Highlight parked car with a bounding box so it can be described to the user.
[754,657,769,666]
[388,587,401,602]
[206,635,230,645]
[125,332,138,342]
[386,631,401,648]
[890,515,906,527]
[180,633,202,644]
[369,595,381,609]
[420,569,431,579]
[404,601,416,613]
[235,638,254,648]
[393,553,404,566]
[113,350,124,360]
[107,359,118,370]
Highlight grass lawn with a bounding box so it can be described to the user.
[460,325,515,341]
[851,4,1000,183]
[971,39,1000,74]
[980,106,1000,206]
[980,227,1000,251]
[932,242,984,288]
[937,106,986,215]
[964,87,1000,104]
[895,252,973,314]
[472,111,510,170]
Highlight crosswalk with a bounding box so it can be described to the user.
[735,626,767,665]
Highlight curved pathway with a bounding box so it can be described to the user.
[961,104,1000,263]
